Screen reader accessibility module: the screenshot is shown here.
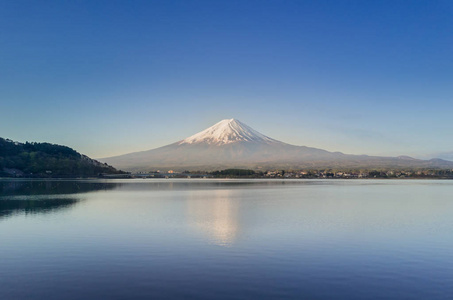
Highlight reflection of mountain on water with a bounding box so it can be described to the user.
[0,198,79,219]
[187,190,239,246]
[0,179,119,196]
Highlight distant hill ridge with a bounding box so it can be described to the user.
[100,119,453,172]
[0,138,123,177]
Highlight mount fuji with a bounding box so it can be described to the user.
[100,119,453,171]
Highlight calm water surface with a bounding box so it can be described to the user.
[1,179,452,299]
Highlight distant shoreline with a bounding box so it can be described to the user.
[1,176,452,180]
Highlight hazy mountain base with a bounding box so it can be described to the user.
[102,141,453,172]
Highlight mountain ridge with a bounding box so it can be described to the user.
[0,137,124,177]
[100,119,453,172]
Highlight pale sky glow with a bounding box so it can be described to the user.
[1,1,452,159]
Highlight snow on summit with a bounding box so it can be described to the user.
[179,119,278,145]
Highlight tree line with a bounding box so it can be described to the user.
[0,138,123,177]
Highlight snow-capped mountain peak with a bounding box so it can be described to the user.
[179,118,278,145]
[101,118,453,172]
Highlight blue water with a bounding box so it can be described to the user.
[1,179,452,299]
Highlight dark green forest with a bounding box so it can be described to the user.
[211,169,257,177]
[0,138,124,177]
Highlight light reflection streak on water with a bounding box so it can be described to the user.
[187,189,239,246]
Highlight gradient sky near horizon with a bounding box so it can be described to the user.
[1,0,452,159]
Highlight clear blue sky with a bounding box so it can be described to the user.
[1,0,452,158]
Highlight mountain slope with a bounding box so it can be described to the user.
[0,138,124,177]
[179,119,278,145]
[100,119,453,171]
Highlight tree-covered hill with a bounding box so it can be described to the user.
[0,138,125,177]
[211,169,257,177]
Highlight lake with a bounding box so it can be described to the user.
[1,179,452,299]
